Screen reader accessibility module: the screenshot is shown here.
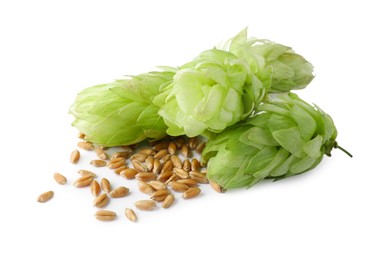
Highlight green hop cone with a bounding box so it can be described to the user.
[156,49,267,137]
[69,70,175,146]
[220,28,315,92]
[202,92,351,189]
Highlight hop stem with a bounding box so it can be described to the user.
[334,142,353,158]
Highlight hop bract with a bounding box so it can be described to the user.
[157,49,267,137]
[69,70,175,146]
[220,28,314,92]
[202,93,340,189]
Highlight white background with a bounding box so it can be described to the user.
[0,0,381,259]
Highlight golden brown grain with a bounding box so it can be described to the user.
[154,149,168,159]
[109,186,129,198]
[93,193,109,208]
[120,146,134,152]
[70,149,80,164]
[173,168,189,179]
[152,158,162,174]
[190,171,209,184]
[78,132,86,139]
[73,175,94,188]
[137,181,154,195]
[191,158,201,172]
[177,178,198,187]
[95,148,108,160]
[169,181,190,192]
[90,159,107,167]
[182,159,191,172]
[135,200,156,211]
[94,210,116,221]
[210,181,226,193]
[135,171,157,182]
[37,191,54,203]
[108,157,125,164]
[157,170,173,182]
[165,173,179,184]
[170,155,182,169]
[107,159,125,169]
[138,148,154,155]
[114,165,128,175]
[145,156,154,171]
[124,208,137,222]
[150,189,170,202]
[77,169,96,177]
[168,142,177,155]
[77,141,94,151]
[174,136,185,148]
[100,178,111,193]
[53,172,67,185]
[195,141,206,154]
[120,168,138,180]
[111,151,131,159]
[162,194,175,209]
[188,137,198,150]
[182,187,201,199]
[153,141,169,151]
[147,180,167,191]
[161,160,174,174]
[180,144,191,158]
[132,160,147,172]
[64,135,215,221]
[162,153,172,163]
[130,153,148,162]
[90,180,101,197]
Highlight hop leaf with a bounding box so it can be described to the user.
[157,49,268,137]
[219,28,315,92]
[69,70,175,146]
[202,93,339,189]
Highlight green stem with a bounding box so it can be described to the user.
[334,142,353,158]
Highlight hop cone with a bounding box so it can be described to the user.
[69,70,175,146]
[156,49,267,137]
[202,93,347,189]
[220,28,314,92]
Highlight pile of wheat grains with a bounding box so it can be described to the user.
[37,134,224,222]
